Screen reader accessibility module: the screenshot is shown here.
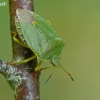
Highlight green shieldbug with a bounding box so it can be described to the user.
[13,8,73,81]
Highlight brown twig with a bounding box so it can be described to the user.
[8,0,40,100]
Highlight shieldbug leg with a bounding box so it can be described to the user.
[40,66,53,71]
[11,32,28,48]
[61,66,74,81]
[20,55,37,64]
[35,63,53,72]
[44,66,56,84]
[34,60,42,71]
[10,55,37,65]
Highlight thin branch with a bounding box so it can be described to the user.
[0,60,22,91]
[7,0,40,100]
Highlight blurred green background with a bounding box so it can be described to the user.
[0,0,100,100]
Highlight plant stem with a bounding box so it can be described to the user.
[9,0,40,100]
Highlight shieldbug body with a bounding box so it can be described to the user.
[13,8,73,81]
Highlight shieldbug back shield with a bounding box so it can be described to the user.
[14,8,74,82]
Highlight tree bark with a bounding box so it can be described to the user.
[8,0,40,100]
